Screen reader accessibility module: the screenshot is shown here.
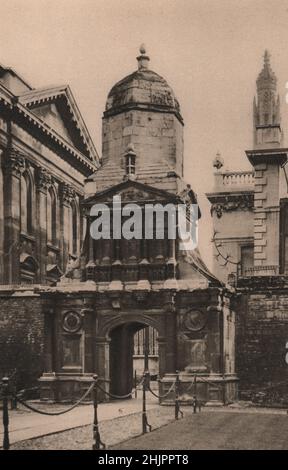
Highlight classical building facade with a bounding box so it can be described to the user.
[0,64,99,285]
[207,52,288,398]
[0,63,99,384]
[38,48,237,403]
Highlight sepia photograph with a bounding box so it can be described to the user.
[1,0,288,456]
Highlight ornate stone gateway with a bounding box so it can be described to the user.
[39,283,237,403]
[38,47,238,403]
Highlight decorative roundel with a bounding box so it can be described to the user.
[184,310,206,332]
[62,311,82,333]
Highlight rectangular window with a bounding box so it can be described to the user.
[240,245,254,276]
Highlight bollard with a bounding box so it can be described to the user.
[175,370,180,420]
[92,375,105,450]
[222,374,226,405]
[134,370,137,399]
[193,374,197,413]
[2,377,10,450]
[142,371,152,434]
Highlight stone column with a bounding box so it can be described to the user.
[3,149,25,284]
[0,150,5,283]
[95,337,110,399]
[59,183,75,273]
[36,168,51,283]
[158,337,167,377]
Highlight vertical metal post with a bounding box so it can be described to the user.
[175,370,180,420]
[193,374,197,413]
[142,371,147,434]
[2,377,10,450]
[222,373,226,405]
[144,326,149,372]
[142,371,152,434]
[92,375,105,450]
[134,370,137,399]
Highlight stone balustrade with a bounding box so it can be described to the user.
[214,171,254,191]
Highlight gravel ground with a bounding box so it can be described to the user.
[11,406,179,450]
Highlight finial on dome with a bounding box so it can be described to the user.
[137,44,150,70]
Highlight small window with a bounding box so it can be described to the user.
[241,245,254,276]
[126,154,136,175]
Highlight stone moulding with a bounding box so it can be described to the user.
[208,192,254,218]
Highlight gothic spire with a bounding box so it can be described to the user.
[253,50,282,149]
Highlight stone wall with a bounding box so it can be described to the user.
[102,110,183,176]
[0,290,44,389]
[235,277,288,397]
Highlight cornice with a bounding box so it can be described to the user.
[208,192,254,218]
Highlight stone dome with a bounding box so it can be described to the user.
[104,46,183,123]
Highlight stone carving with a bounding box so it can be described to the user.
[60,183,76,205]
[5,150,25,177]
[177,185,197,206]
[210,194,254,218]
[183,310,207,332]
[62,311,82,333]
[36,167,52,191]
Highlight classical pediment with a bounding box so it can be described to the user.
[84,179,178,206]
[18,85,99,163]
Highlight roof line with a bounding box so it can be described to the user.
[0,64,32,90]
[18,84,100,164]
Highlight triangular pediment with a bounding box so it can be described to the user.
[84,179,178,205]
[18,85,99,163]
[31,102,75,145]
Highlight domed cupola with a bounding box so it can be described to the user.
[99,45,184,183]
[104,45,183,123]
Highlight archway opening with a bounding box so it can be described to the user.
[109,322,159,398]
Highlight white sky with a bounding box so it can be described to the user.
[1,0,288,268]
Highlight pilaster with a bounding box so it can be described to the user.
[36,167,51,283]
[3,148,25,283]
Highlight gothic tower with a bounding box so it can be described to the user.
[253,50,283,149]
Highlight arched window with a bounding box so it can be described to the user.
[21,173,33,234]
[69,201,78,255]
[126,153,136,175]
[124,144,136,176]
[47,188,57,245]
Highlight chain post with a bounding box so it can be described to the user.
[193,374,197,413]
[175,370,180,420]
[142,370,152,434]
[2,377,10,450]
[92,375,105,450]
[134,370,137,399]
[222,373,226,405]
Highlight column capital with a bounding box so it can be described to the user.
[59,183,76,206]
[4,148,25,177]
[36,167,52,192]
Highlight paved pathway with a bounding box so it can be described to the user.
[0,396,158,446]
